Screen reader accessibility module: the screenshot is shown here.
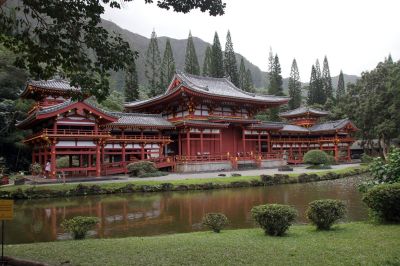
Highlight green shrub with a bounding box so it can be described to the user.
[29,163,42,175]
[138,171,168,178]
[361,153,373,164]
[303,150,329,165]
[306,199,346,230]
[326,155,337,165]
[369,148,400,183]
[362,183,400,223]
[127,161,158,177]
[306,164,331,170]
[251,204,297,236]
[202,213,229,233]
[61,216,99,239]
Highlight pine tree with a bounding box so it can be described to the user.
[210,32,224,77]
[314,59,326,104]
[145,30,162,97]
[288,58,301,109]
[244,69,255,92]
[160,39,176,89]
[266,46,274,89]
[336,70,346,100]
[224,30,239,86]
[184,31,200,75]
[307,65,317,105]
[268,54,283,95]
[238,57,246,89]
[124,59,139,102]
[322,56,333,100]
[202,46,212,76]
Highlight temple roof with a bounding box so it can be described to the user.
[106,112,174,129]
[281,124,310,133]
[247,122,285,130]
[21,79,81,99]
[279,107,329,118]
[174,120,229,128]
[309,118,358,133]
[125,72,289,109]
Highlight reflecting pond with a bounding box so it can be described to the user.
[8,176,368,244]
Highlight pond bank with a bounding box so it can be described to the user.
[5,222,400,266]
[0,166,368,200]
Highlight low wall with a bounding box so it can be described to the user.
[176,161,232,173]
[259,159,286,168]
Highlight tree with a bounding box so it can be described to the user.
[322,56,333,100]
[184,31,200,75]
[0,0,226,101]
[238,58,247,89]
[288,58,302,109]
[124,59,139,102]
[267,54,283,121]
[244,69,255,92]
[202,46,212,76]
[224,30,239,86]
[308,65,317,105]
[145,30,162,97]
[314,59,326,104]
[210,32,224,78]
[160,39,176,89]
[336,70,345,100]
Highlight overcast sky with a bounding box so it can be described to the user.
[102,0,400,80]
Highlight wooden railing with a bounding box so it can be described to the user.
[101,156,176,175]
[175,152,283,162]
[271,137,355,143]
[107,135,171,141]
[175,154,229,162]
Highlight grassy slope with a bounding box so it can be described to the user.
[6,223,400,266]
[0,165,366,193]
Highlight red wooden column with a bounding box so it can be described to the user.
[122,142,126,162]
[140,129,145,160]
[219,130,222,155]
[96,141,101,177]
[258,132,261,155]
[334,133,339,162]
[347,144,351,161]
[38,145,42,166]
[44,144,48,165]
[186,129,191,157]
[50,140,56,179]
[242,127,246,156]
[178,131,182,156]
[200,129,204,156]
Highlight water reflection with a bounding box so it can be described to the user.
[8,176,368,244]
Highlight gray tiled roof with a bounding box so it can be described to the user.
[37,100,73,115]
[28,79,80,92]
[174,120,229,128]
[108,112,174,128]
[309,119,354,132]
[280,106,329,117]
[281,124,310,133]
[125,72,289,108]
[247,122,285,130]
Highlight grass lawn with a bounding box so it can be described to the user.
[0,165,367,194]
[5,222,400,266]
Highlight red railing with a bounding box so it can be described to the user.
[271,137,355,143]
[107,135,171,141]
[175,154,229,162]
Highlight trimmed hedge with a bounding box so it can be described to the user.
[61,216,99,239]
[127,161,159,177]
[303,150,329,165]
[202,213,229,233]
[306,199,346,230]
[362,183,400,223]
[251,204,297,236]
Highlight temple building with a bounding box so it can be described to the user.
[17,73,358,178]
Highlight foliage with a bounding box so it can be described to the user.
[267,51,283,121]
[184,31,200,75]
[61,216,99,240]
[306,199,346,230]
[210,32,224,78]
[96,90,124,112]
[202,46,212,76]
[0,0,225,101]
[326,155,337,165]
[362,183,400,223]
[29,163,42,175]
[202,213,229,233]
[322,56,333,100]
[288,58,302,109]
[251,204,297,236]
[308,62,325,105]
[369,147,400,183]
[336,70,346,100]
[244,69,254,93]
[361,153,373,164]
[223,30,239,86]
[238,58,247,90]
[303,150,329,165]
[145,30,162,97]
[124,59,140,102]
[160,39,176,89]
[127,161,158,177]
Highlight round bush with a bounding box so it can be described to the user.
[127,161,157,177]
[362,183,400,223]
[306,199,346,230]
[61,216,99,239]
[303,150,329,165]
[202,213,229,233]
[251,204,297,236]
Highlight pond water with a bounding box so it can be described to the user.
[7,176,368,244]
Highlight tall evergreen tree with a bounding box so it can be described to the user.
[314,59,326,103]
[124,59,139,102]
[238,57,246,89]
[268,47,274,73]
[307,65,317,105]
[288,58,302,109]
[160,39,176,89]
[336,70,346,100]
[210,32,224,77]
[322,56,333,100]
[202,46,212,76]
[184,31,200,75]
[244,69,255,92]
[268,54,283,95]
[224,30,239,86]
[145,30,162,97]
